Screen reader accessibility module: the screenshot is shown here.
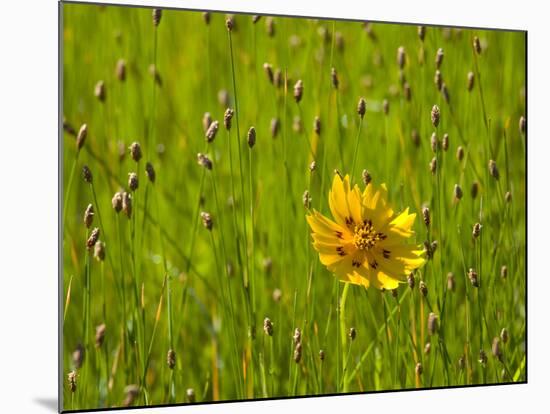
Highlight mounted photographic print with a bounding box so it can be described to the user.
[60,1,527,411]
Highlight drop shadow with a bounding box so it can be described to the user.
[34,397,58,412]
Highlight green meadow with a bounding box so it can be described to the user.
[62,3,526,410]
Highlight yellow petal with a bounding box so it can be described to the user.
[347,184,363,225]
[384,208,416,238]
[329,174,352,227]
[362,183,394,228]
[381,244,426,271]
[306,210,345,237]
[373,268,401,290]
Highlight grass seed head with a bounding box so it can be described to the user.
[272,288,282,302]
[118,141,126,161]
[82,165,93,183]
[95,323,106,348]
[86,227,100,250]
[519,116,526,134]
[274,68,282,88]
[403,82,411,101]
[319,349,325,361]
[128,172,139,191]
[456,145,464,161]
[500,265,508,279]
[94,80,106,102]
[454,184,463,200]
[441,82,450,104]
[422,207,431,227]
[411,129,420,147]
[313,116,321,135]
[349,327,357,341]
[471,181,479,199]
[116,59,126,81]
[223,108,234,130]
[418,26,426,41]
[442,133,449,151]
[468,268,479,287]
[205,120,219,143]
[84,204,94,229]
[293,79,303,103]
[186,388,196,403]
[263,63,274,84]
[357,97,366,118]
[430,132,439,153]
[472,222,482,239]
[435,48,444,69]
[122,192,132,218]
[407,273,415,289]
[302,190,312,209]
[167,349,176,369]
[428,312,438,335]
[76,123,88,151]
[68,371,77,392]
[200,211,213,230]
[263,257,273,274]
[500,328,509,343]
[492,337,502,360]
[362,169,372,186]
[331,67,339,89]
[145,162,156,183]
[467,71,475,91]
[431,239,438,252]
[309,161,317,172]
[197,152,212,170]
[478,349,488,365]
[152,9,162,27]
[252,15,261,24]
[447,272,456,292]
[419,280,428,297]
[431,104,441,128]
[266,17,275,37]
[94,240,105,261]
[434,70,442,91]
[202,112,212,133]
[247,126,256,148]
[225,15,234,31]
[63,117,76,136]
[424,342,431,354]
[129,142,142,162]
[112,192,123,213]
[202,12,210,25]
[149,64,162,86]
[458,355,465,370]
[473,36,482,54]
[293,328,302,345]
[72,343,84,369]
[488,159,500,180]
[415,362,423,375]
[124,385,140,406]
[293,342,302,363]
[270,117,280,138]
[397,46,406,69]
[429,157,437,175]
[505,191,512,203]
[263,317,274,336]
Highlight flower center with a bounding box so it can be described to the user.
[353,220,385,250]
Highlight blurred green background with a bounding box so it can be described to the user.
[62,2,526,410]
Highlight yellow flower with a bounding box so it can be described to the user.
[306,174,426,289]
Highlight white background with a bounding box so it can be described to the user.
[0,0,546,413]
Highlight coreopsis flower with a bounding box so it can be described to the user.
[306,174,426,289]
